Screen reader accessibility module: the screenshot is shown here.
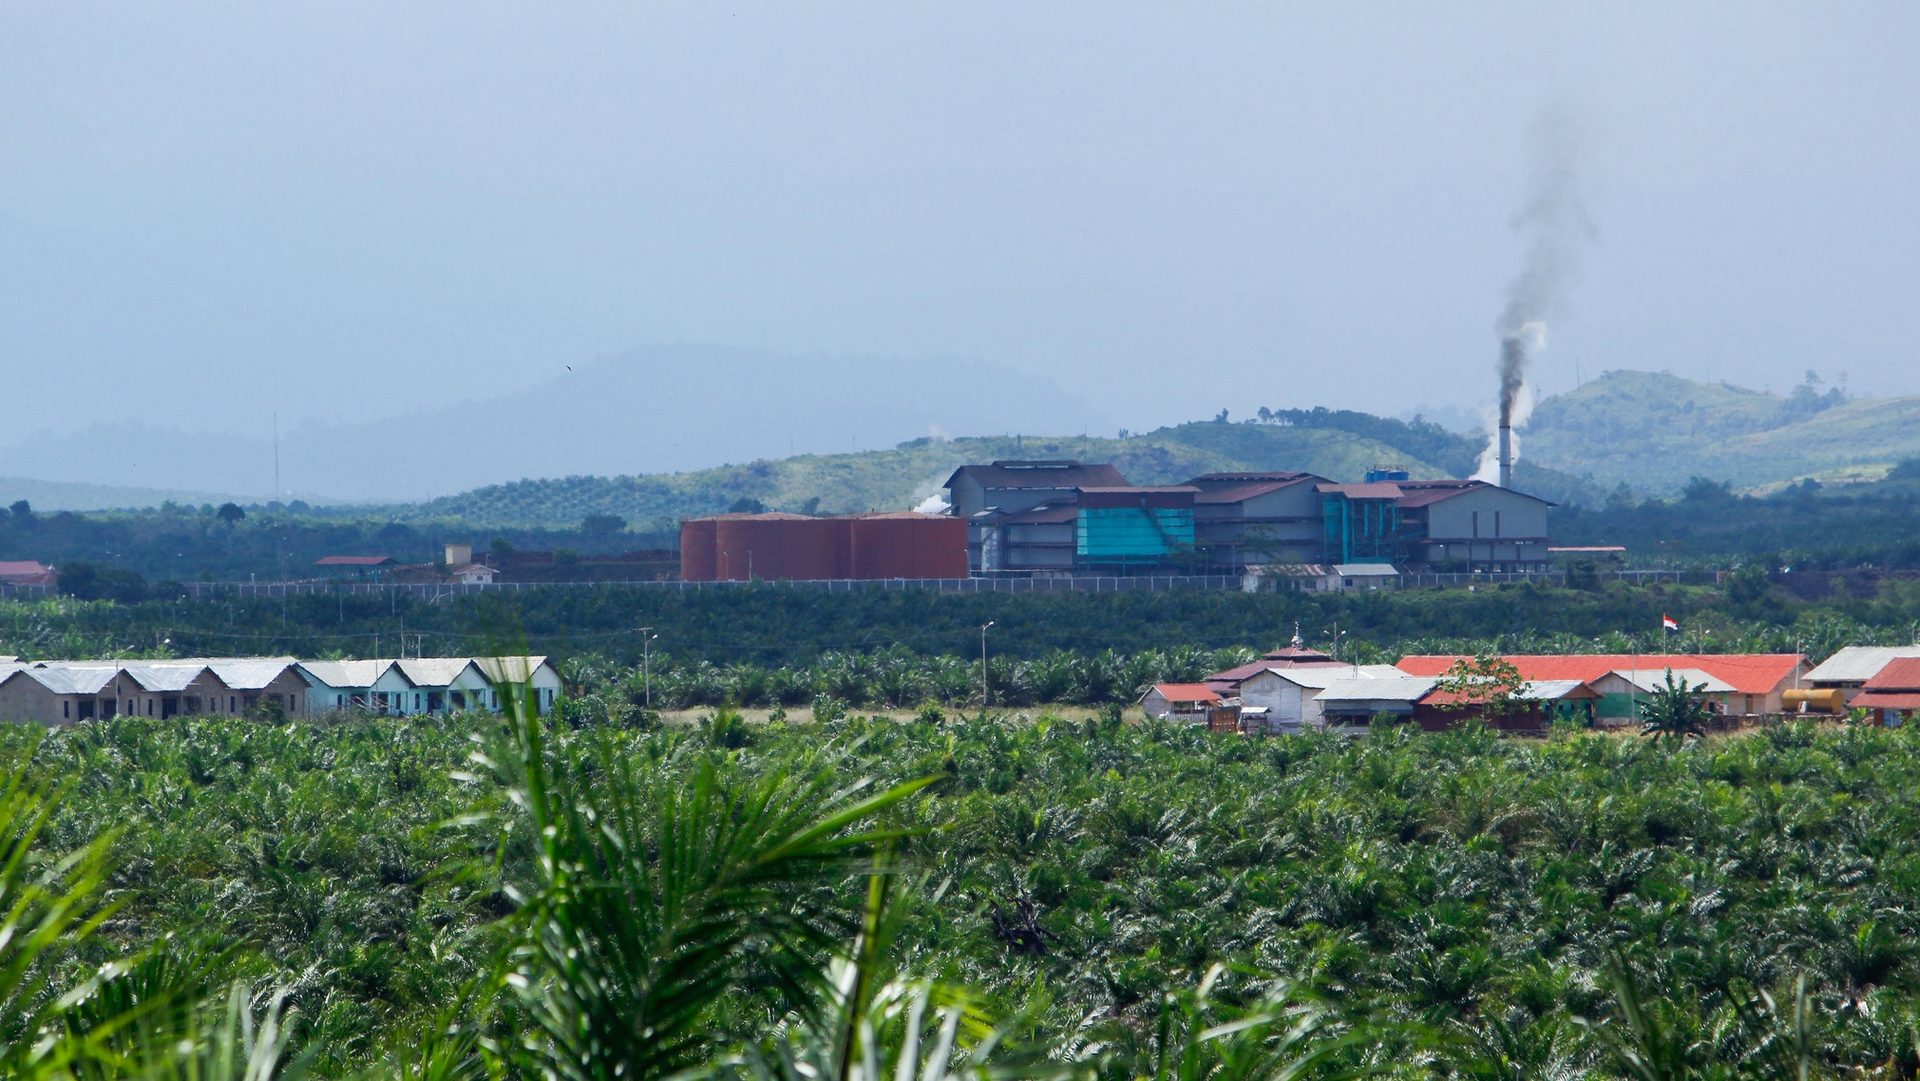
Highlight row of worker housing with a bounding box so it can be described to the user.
[0,656,563,727]
[945,460,1552,576]
[1145,644,1826,734]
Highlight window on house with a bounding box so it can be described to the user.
[63,701,70,719]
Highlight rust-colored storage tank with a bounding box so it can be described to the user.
[847,513,969,579]
[680,519,718,581]
[683,512,965,581]
[708,513,843,581]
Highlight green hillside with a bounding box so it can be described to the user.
[404,414,1534,530]
[377,369,1920,529]
[1525,370,1920,494]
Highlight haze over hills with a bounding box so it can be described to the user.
[9,366,1920,520]
[397,369,1920,530]
[0,346,1111,504]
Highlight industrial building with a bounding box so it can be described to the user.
[1316,473,1555,571]
[677,512,967,582]
[945,459,1553,576]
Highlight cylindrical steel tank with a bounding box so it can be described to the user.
[1782,688,1846,714]
[679,519,718,581]
[710,514,841,581]
[847,513,969,579]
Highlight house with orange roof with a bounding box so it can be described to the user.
[1853,658,1920,727]
[1395,653,1809,723]
[1140,682,1223,723]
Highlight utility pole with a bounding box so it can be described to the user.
[640,627,658,709]
[980,621,994,708]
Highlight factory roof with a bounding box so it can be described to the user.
[1314,479,1557,508]
[1192,479,1316,504]
[1394,479,1557,508]
[1396,654,1806,696]
[315,555,396,567]
[944,461,1128,490]
[1187,471,1320,486]
[1332,563,1400,576]
[986,503,1080,525]
[1805,646,1920,684]
[1075,486,1200,495]
[1314,482,1405,500]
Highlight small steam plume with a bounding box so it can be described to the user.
[1474,108,1591,486]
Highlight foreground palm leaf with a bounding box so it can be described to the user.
[0,765,120,1077]
[713,872,1067,1081]
[484,681,934,1079]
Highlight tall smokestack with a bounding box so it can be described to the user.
[1472,109,1589,490]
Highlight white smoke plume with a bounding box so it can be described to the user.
[1474,108,1592,485]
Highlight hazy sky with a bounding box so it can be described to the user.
[4,3,1916,447]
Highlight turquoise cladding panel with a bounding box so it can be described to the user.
[1076,507,1196,558]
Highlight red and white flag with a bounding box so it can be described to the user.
[1662,614,1679,632]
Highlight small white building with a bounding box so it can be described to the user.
[1246,563,1401,593]
[1589,668,1734,725]
[1313,676,1437,733]
[1236,664,1405,733]
[1140,682,1224,723]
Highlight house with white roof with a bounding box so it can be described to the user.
[0,665,122,725]
[1804,646,1920,705]
[1236,664,1405,733]
[1314,676,1439,732]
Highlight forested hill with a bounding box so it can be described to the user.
[403,411,1601,530]
[1524,369,1920,494]
[404,369,1920,529]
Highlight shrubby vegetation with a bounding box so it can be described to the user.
[10,573,1920,681]
[3,700,1919,1076]
[0,500,672,591]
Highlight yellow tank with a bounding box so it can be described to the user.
[1783,688,1846,714]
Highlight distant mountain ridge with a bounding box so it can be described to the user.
[0,345,1112,503]
[9,367,1920,521]
[0,476,252,514]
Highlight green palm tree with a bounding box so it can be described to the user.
[1638,671,1713,743]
